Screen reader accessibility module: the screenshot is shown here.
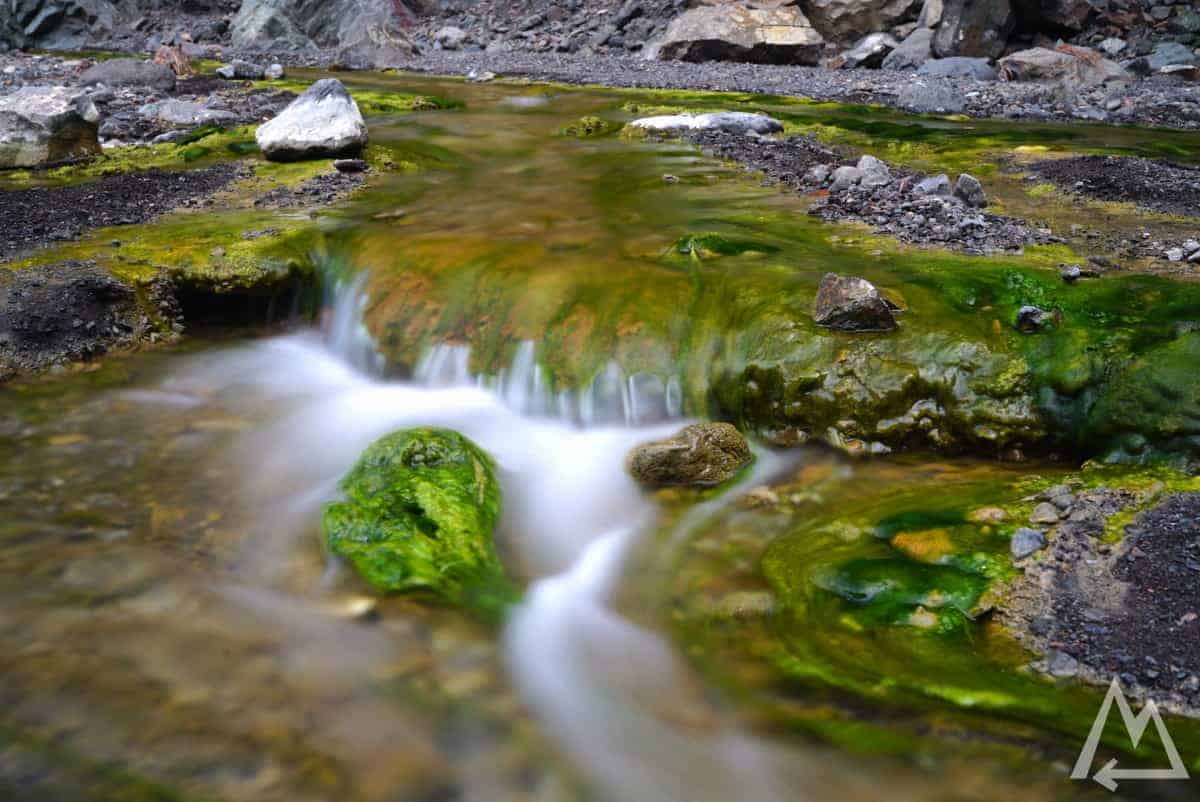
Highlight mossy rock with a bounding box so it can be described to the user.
[322,428,516,620]
[559,116,621,138]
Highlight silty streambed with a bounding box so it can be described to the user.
[3,72,1200,801]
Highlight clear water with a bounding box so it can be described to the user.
[2,73,1198,802]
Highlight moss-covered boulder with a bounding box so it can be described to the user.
[322,428,516,620]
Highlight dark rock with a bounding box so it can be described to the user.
[897,79,966,112]
[1016,305,1054,333]
[627,422,753,488]
[881,26,934,70]
[933,0,1014,59]
[216,60,266,80]
[804,0,923,42]
[835,32,898,69]
[333,158,369,173]
[813,273,898,332]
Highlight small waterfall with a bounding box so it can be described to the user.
[415,339,684,426]
[323,271,385,377]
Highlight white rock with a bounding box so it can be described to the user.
[0,85,100,168]
[628,111,783,135]
[255,78,367,162]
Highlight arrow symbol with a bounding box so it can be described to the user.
[1072,678,1191,793]
[1093,758,1190,793]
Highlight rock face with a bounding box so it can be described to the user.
[629,111,784,135]
[882,26,934,70]
[652,3,825,65]
[0,0,133,50]
[0,85,100,168]
[321,428,514,618]
[932,0,1014,59]
[232,0,417,69]
[255,78,367,161]
[627,422,753,488]
[804,0,922,41]
[79,58,177,91]
[813,273,898,332]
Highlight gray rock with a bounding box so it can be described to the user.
[0,85,100,168]
[1097,37,1126,58]
[216,60,266,80]
[830,164,865,191]
[1000,47,1128,85]
[0,0,132,51]
[917,56,997,81]
[933,0,1014,60]
[629,111,783,135]
[914,173,952,196]
[255,78,367,162]
[857,154,892,187]
[435,25,467,50]
[627,422,753,488]
[804,0,923,42]
[954,173,986,207]
[1127,41,1197,74]
[1046,649,1079,678]
[836,32,898,70]
[651,3,825,65]
[1011,527,1047,560]
[232,0,417,69]
[813,273,898,332]
[1031,502,1060,524]
[265,63,285,80]
[882,26,934,71]
[137,99,238,127]
[916,0,943,27]
[1166,248,1185,262]
[897,80,966,113]
[79,58,176,91]
[805,164,832,185]
[1024,0,1093,32]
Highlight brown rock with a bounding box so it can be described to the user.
[628,423,753,488]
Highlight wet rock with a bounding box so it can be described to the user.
[651,3,825,66]
[216,60,266,80]
[0,85,99,168]
[627,422,753,488]
[629,111,783,135]
[1030,502,1060,525]
[917,56,997,80]
[1016,305,1054,333]
[322,428,515,619]
[805,0,922,42]
[954,173,986,207]
[999,46,1128,86]
[1011,527,1047,560]
[933,0,1014,59]
[882,26,934,70]
[834,32,898,70]
[256,78,367,162]
[813,273,898,332]
[79,58,176,91]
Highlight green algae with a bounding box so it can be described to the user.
[558,115,622,138]
[322,428,516,621]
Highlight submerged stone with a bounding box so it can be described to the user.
[813,273,898,333]
[627,422,753,488]
[322,428,515,619]
[256,78,367,162]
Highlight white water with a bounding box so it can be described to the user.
[146,275,896,802]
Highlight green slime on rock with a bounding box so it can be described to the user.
[322,428,517,621]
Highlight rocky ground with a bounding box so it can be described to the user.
[1004,486,1200,717]
[685,128,1051,255]
[1031,154,1200,220]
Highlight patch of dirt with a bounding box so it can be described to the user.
[0,164,245,260]
[0,261,177,380]
[1003,488,1200,717]
[1032,155,1200,219]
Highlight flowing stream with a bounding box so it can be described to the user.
[3,71,1199,802]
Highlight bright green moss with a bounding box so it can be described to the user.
[322,428,517,621]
